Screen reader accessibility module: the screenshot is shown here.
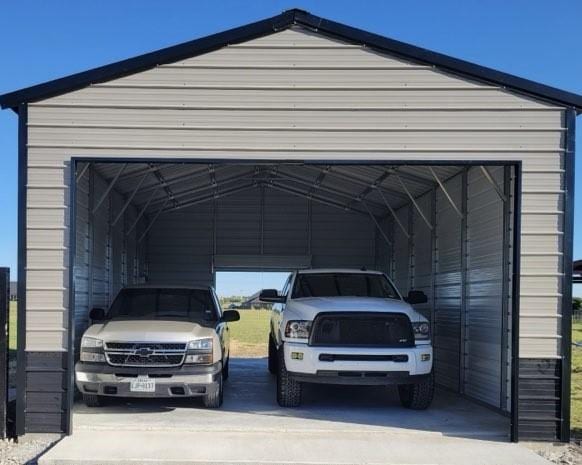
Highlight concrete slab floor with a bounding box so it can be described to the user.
[39,358,551,465]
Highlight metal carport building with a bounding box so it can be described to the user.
[0,8,580,442]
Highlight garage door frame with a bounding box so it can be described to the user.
[60,156,522,440]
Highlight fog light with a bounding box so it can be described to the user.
[421,353,431,362]
[291,352,304,360]
[80,352,106,363]
[185,354,213,364]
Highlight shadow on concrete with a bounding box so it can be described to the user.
[74,357,509,441]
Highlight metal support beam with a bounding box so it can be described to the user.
[112,172,149,226]
[126,187,159,235]
[389,167,435,187]
[347,171,391,210]
[166,183,256,212]
[362,201,392,247]
[480,166,507,202]
[92,163,127,214]
[376,188,410,239]
[309,166,331,194]
[75,163,90,183]
[138,165,216,195]
[302,166,409,201]
[267,182,367,217]
[138,198,170,243]
[149,163,176,208]
[428,167,463,219]
[395,174,433,230]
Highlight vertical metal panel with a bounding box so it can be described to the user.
[109,190,124,297]
[412,193,433,321]
[263,188,309,255]
[393,206,410,294]
[91,174,110,309]
[374,216,392,274]
[147,202,213,286]
[434,174,462,391]
[465,166,505,407]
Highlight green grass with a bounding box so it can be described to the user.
[572,321,582,436]
[228,309,271,357]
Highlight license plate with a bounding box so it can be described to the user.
[130,376,156,393]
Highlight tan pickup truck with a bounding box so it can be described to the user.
[75,286,239,408]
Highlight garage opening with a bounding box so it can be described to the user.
[70,160,515,438]
[216,271,287,358]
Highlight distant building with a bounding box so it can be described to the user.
[239,291,272,310]
[574,260,582,284]
[9,282,17,301]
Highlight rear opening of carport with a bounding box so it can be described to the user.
[68,158,518,438]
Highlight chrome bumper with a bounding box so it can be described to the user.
[75,362,221,398]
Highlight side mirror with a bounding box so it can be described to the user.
[405,290,428,305]
[259,289,286,303]
[221,310,240,323]
[89,307,106,321]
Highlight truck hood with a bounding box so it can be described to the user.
[285,297,426,322]
[83,319,215,343]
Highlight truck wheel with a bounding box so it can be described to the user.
[82,393,102,407]
[203,372,223,408]
[223,357,230,381]
[268,334,278,374]
[398,372,435,410]
[276,347,302,407]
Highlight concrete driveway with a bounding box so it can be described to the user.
[40,358,551,465]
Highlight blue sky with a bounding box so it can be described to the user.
[0,0,581,296]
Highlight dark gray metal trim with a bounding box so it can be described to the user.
[560,109,576,442]
[511,163,523,442]
[1,9,581,111]
[15,104,27,437]
[63,155,524,442]
[66,160,77,435]
[459,168,468,395]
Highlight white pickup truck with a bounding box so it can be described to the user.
[261,269,434,409]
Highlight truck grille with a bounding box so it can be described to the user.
[104,342,187,367]
[309,312,415,348]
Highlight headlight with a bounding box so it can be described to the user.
[412,322,430,341]
[285,320,312,339]
[187,339,213,351]
[81,337,103,348]
[185,338,213,364]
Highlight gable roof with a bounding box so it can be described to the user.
[1,8,582,112]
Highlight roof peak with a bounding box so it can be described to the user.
[1,9,581,111]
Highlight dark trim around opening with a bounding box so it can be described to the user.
[560,109,576,442]
[63,156,523,441]
[15,104,27,437]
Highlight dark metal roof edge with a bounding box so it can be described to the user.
[1,8,581,112]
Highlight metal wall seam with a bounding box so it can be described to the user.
[459,168,468,395]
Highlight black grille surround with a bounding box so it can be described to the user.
[104,342,187,367]
[308,312,415,348]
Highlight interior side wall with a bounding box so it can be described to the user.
[73,166,146,353]
[375,166,512,411]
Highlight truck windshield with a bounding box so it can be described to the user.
[107,288,218,322]
[292,273,400,299]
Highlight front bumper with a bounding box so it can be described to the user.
[284,342,433,386]
[75,362,222,398]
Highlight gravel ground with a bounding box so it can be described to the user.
[526,442,582,465]
[0,436,59,465]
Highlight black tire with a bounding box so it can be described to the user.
[268,334,278,375]
[203,371,224,408]
[398,372,435,410]
[223,357,230,382]
[276,346,302,407]
[82,393,102,407]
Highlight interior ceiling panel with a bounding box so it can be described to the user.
[89,162,472,219]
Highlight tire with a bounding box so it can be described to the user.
[203,371,224,408]
[398,372,435,410]
[268,334,278,374]
[223,357,230,382]
[82,393,102,407]
[276,346,302,407]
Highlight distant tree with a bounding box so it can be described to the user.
[574,297,582,311]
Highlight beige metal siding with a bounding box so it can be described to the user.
[25,27,565,357]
